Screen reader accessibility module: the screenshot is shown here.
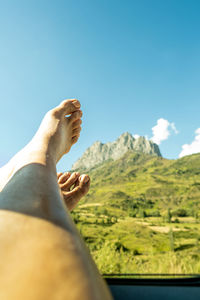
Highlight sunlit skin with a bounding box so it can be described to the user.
[57,171,90,211]
[0,99,112,300]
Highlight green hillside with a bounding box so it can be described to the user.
[71,152,200,276]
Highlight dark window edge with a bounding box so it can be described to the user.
[104,275,200,286]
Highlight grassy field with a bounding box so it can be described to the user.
[71,151,200,276]
[72,210,200,275]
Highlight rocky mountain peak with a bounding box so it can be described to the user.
[117,132,135,144]
[72,132,162,170]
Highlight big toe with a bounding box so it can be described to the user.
[52,99,81,117]
[72,174,90,197]
[79,174,90,187]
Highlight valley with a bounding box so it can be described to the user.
[71,149,200,276]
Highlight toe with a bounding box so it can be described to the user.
[60,99,81,112]
[57,172,63,180]
[51,99,81,118]
[72,127,81,137]
[68,110,82,123]
[79,174,90,185]
[60,172,80,190]
[72,135,79,145]
[74,174,90,195]
[72,119,82,129]
[79,175,90,194]
[58,172,71,184]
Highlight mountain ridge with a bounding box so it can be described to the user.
[72,132,161,170]
[80,150,200,214]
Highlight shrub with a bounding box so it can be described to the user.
[149,210,161,217]
[133,249,140,255]
[138,209,147,218]
[129,211,137,218]
[173,218,180,223]
[114,241,129,252]
[172,208,188,217]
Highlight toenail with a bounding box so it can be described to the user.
[81,175,89,183]
[72,100,80,108]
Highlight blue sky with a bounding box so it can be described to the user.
[0,0,200,171]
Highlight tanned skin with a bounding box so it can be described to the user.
[0,99,113,300]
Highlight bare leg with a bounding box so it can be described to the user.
[0,99,112,300]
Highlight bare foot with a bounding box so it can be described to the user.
[57,172,90,211]
[0,99,82,190]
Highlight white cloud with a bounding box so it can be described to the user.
[179,128,200,158]
[133,134,140,139]
[151,118,178,145]
[171,122,179,134]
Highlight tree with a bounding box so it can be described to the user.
[167,208,172,223]
[138,209,147,218]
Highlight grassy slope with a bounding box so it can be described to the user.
[71,152,200,275]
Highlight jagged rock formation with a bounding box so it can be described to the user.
[72,132,162,170]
